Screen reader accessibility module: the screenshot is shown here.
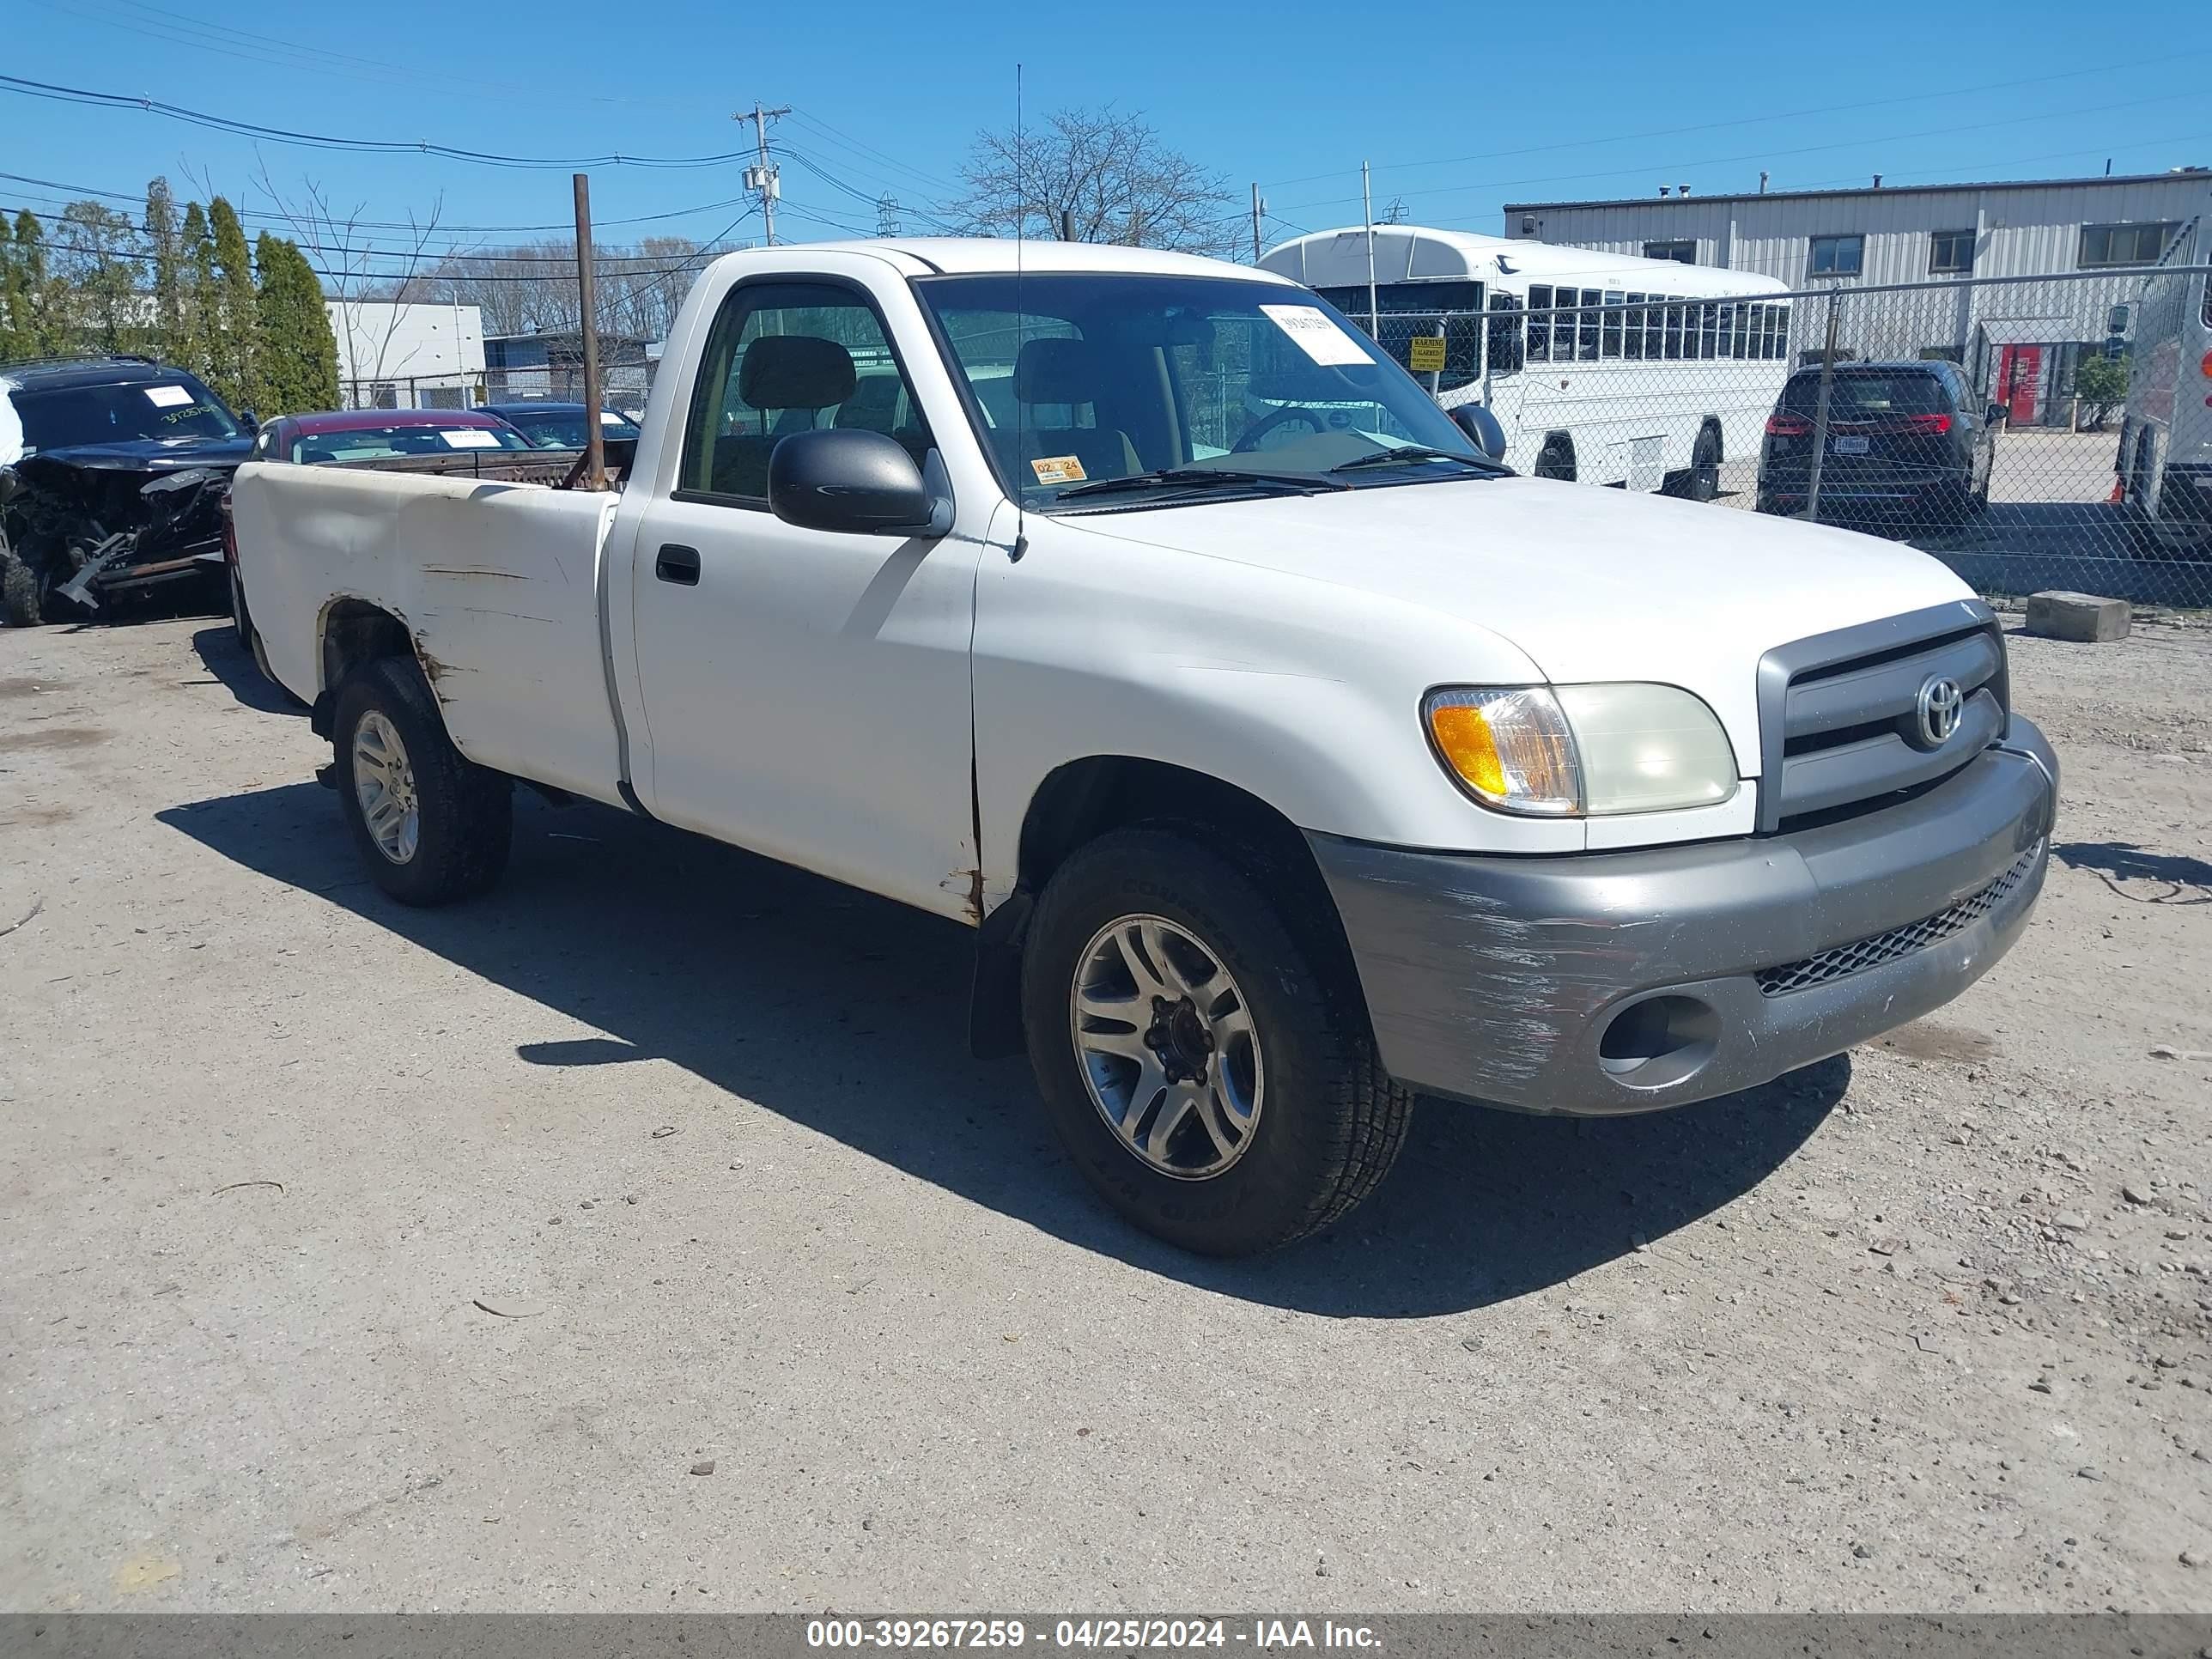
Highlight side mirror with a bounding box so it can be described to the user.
[1987,404,2006,426]
[239,409,259,434]
[1449,402,1509,461]
[767,428,948,537]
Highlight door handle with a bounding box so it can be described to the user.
[655,544,701,586]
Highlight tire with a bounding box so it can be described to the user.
[1020,827,1413,1256]
[1671,425,1721,502]
[332,654,512,906]
[2,546,45,628]
[1533,436,1575,482]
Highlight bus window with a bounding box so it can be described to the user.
[1526,284,1551,361]
[1645,301,1664,360]
[1700,302,1720,359]
[1486,295,1523,377]
[1579,289,1601,361]
[1664,303,1683,359]
[1624,294,1645,360]
[1601,291,1625,358]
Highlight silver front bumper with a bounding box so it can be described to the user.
[1310,717,2057,1115]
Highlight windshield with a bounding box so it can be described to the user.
[915,272,1484,507]
[501,407,642,448]
[14,375,240,453]
[1782,370,1947,418]
[292,423,533,463]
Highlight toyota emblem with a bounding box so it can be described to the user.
[1916,676,1964,746]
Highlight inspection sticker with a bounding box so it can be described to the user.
[1259,303,1372,367]
[440,428,501,449]
[1030,454,1086,484]
[143,384,195,408]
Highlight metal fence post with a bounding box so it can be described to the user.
[1802,290,1842,524]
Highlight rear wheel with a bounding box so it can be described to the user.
[1021,828,1413,1256]
[1670,424,1722,502]
[333,654,512,906]
[1,546,46,628]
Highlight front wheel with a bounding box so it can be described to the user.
[3,544,52,627]
[333,654,512,906]
[1021,829,1413,1255]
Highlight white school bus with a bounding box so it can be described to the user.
[2117,220,2212,550]
[1262,224,1790,498]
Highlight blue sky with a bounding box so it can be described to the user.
[3,0,2203,268]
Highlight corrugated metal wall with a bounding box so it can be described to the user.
[1506,176,2212,287]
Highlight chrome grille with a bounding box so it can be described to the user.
[1755,601,2009,832]
[1755,842,2042,997]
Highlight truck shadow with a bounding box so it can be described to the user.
[157,782,1843,1318]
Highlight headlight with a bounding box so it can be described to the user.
[1425,683,1738,816]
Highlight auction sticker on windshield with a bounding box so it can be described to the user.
[143,385,195,408]
[440,428,501,449]
[1260,303,1372,367]
[1031,454,1086,484]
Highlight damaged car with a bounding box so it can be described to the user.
[0,356,255,627]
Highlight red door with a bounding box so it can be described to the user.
[1998,344,2042,424]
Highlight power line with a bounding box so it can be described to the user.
[0,170,758,238]
[784,108,961,195]
[30,229,755,284]
[1258,48,2212,190]
[0,73,757,169]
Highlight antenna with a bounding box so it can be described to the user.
[1012,61,1028,561]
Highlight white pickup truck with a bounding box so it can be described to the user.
[230,239,2058,1255]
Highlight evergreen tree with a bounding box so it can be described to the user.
[2,210,58,359]
[206,196,256,408]
[252,232,337,416]
[144,178,184,357]
[180,202,217,380]
[58,201,143,354]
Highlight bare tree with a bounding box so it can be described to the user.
[250,164,452,395]
[948,105,1237,256]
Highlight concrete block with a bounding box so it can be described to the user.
[2025,591,2130,643]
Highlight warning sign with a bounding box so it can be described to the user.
[1407,336,1447,373]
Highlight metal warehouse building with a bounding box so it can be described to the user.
[1504,172,2211,424]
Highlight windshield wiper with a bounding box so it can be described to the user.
[1054,467,1348,502]
[1328,445,1507,475]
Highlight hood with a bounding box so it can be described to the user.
[1058,474,1977,770]
[24,436,255,473]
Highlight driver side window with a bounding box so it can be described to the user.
[679,280,932,505]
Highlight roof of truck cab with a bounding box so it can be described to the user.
[711,238,1300,283]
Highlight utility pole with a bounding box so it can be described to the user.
[1250,182,1263,264]
[1362,160,1377,336]
[877,193,901,237]
[737,103,791,246]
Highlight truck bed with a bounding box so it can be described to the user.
[228,459,629,805]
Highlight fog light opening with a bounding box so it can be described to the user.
[1598,995,1721,1090]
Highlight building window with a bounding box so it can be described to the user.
[1643,240,1696,264]
[1929,230,1975,274]
[1808,234,1864,276]
[2079,222,2180,268]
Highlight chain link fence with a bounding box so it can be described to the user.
[336,362,657,419]
[1348,264,2212,609]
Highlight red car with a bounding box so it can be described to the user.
[245,406,532,465]
[227,408,533,683]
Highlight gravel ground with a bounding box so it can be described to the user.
[1,611,2208,1615]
